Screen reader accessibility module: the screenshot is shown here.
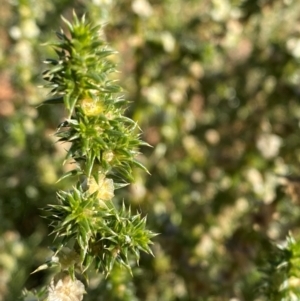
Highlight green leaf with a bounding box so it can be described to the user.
[55,31,69,41]
[61,15,74,32]
[113,182,129,190]
[64,93,79,117]
[95,49,117,59]
[132,159,150,174]
[61,214,77,227]
[47,64,65,74]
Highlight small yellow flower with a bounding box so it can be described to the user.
[103,150,114,162]
[80,97,104,116]
[48,272,85,301]
[87,174,114,201]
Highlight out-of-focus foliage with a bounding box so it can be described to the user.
[2,0,300,300]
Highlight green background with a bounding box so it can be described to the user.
[1,0,300,300]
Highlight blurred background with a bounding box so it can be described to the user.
[1,0,300,300]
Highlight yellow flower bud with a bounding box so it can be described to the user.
[48,272,86,301]
[87,174,114,201]
[80,98,103,116]
[103,150,114,162]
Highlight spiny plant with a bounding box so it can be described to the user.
[257,234,300,300]
[31,12,156,300]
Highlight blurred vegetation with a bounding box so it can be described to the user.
[1,0,300,300]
